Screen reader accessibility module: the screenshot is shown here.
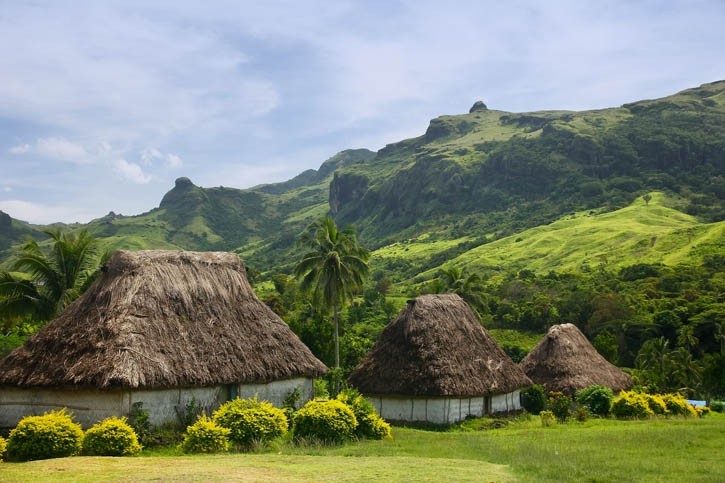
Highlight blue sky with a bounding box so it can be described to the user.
[1,0,723,224]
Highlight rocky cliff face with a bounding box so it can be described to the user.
[329,172,369,215]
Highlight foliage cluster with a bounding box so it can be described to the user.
[548,392,574,422]
[576,385,614,416]
[336,388,391,440]
[293,399,358,444]
[6,409,84,461]
[127,402,152,446]
[82,417,142,456]
[520,385,547,415]
[212,397,288,448]
[539,410,556,427]
[0,435,6,462]
[181,416,231,454]
[660,393,698,417]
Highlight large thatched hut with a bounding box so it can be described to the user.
[0,250,327,428]
[348,294,532,424]
[520,323,632,395]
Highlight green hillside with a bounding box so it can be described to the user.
[408,192,722,278]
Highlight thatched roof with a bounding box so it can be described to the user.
[0,250,327,389]
[348,294,531,397]
[520,323,632,395]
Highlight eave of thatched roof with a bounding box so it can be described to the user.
[0,250,327,389]
[348,293,531,397]
[520,323,633,395]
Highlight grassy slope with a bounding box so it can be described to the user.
[1,415,722,482]
[374,192,722,284]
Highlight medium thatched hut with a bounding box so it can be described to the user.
[0,250,327,427]
[348,294,531,424]
[520,323,632,395]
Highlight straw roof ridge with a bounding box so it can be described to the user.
[520,323,632,394]
[348,293,531,397]
[0,250,327,389]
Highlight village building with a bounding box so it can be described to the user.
[348,293,531,424]
[520,323,633,395]
[0,250,327,428]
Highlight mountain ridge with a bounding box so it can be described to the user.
[1,81,723,279]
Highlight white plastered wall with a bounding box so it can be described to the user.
[368,390,521,425]
[0,378,315,428]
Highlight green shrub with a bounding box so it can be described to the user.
[178,397,204,429]
[520,385,547,415]
[213,397,288,448]
[660,393,697,417]
[0,435,6,462]
[182,416,230,453]
[611,391,654,419]
[7,409,83,461]
[548,392,573,422]
[540,410,556,427]
[575,407,590,422]
[710,401,724,413]
[642,393,668,416]
[293,399,358,444]
[127,402,152,446]
[82,417,142,456]
[336,388,391,440]
[576,385,614,416]
[313,379,329,399]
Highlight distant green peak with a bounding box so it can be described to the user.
[469,100,488,113]
[174,177,195,188]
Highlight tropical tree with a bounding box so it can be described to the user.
[636,337,672,392]
[0,229,102,323]
[294,216,369,370]
[436,267,486,312]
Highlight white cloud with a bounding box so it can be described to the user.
[114,159,152,184]
[9,143,30,154]
[0,199,98,224]
[2,187,12,192]
[35,137,90,163]
[166,153,182,169]
[141,147,163,165]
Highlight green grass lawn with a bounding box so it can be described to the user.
[2,414,723,482]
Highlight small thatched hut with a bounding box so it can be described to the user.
[520,323,632,395]
[348,294,532,424]
[0,250,327,427]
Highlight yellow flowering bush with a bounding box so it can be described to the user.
[642,393,668,416]
[661,393,697,417]
[611,391,654,419]
[7,409,83,461]
[336,389,391,440]
[182,416,230,453]
[0,435,7,462]
[213,397,288,448]
[293,399,358,443]
[82,417,142,456]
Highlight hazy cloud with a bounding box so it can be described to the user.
[0,199,98,224]
[9,144,31,154]
[35,137,90,163]
[114,159,152,184]
[166,154,182,169]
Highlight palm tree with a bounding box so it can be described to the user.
[636,337,671,392]
[294,216,369,370]
[0,229,102,322]
[437,267,485,312]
